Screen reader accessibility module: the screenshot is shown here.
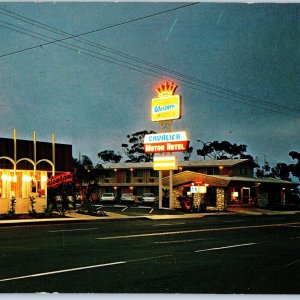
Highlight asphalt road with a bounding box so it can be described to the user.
[0,214,300,293]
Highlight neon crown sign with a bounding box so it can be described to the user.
[155,81,178,97]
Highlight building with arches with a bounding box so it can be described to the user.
[0,130,72,214]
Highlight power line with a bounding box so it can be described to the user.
[0,3,198,59]
[0,20,298,118]
[0,6,299,118]
[0,5,300,116]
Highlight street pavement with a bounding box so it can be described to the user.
[1,212,300,293]
[0,205,299,226]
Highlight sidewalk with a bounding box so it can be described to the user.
[0,207,299,226]
[227,206,300,216]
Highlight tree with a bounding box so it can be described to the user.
[196,140,252,160]
[269,163,291,181]
[121,130,156,162]
[183,145,193,161]
[255,159,271,178]
[289,151,300,181]
[73,155,104,201]
[98,150,122,163]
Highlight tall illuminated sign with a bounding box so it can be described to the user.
[151,81,181,122]
[151,95,181,122]
[144,131,189,153]
[148,81,185,209]
[153,156,178,171]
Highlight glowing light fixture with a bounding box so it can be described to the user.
[22,175,32,182]
[155,81,178,97]
[1,174,8,181]
[232,191,239,198]
[199,186,207,194]
[41,175,48,182]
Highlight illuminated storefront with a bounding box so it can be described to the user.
[0,130,72,214]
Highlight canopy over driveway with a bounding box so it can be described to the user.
[162,171,299,189]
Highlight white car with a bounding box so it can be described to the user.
[120,193,136,203]
[142,193,157,203]
[100,193,115,202]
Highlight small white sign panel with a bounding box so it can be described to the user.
[190,186,198,193]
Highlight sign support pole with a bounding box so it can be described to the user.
[158,120,173,209]
[159,171,162,209]
[169,170,173,208]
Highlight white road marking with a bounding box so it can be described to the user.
[284,259,300,268]
[0,255,172,283]
[152,223,186,227]
[195,242,257,253]
[96,221,300,240]
[221,220,244,223]
[276,259,300,271]
[155,238,213,244]
[0,261,125,282]
[114,205,127,208]
[149,208,154,214]
[121,207,128,212]
[49,228,99,233]
[289,236,300,240]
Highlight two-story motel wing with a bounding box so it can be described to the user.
[97,159,298,211]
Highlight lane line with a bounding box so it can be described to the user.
[155,238,214,244]
[96,221,300,240]
[49,228,99,233]
[0,261,125,282]
[0,255,171,283]
[283,259,300,268]
[289,236,300,240]
[152,222,186,227]
[195,242,257,253]
[221,220,244,223]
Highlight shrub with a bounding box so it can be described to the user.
[28,196,37,217]
[8,196,16,216]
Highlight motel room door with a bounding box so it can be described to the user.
[242,187,251,205]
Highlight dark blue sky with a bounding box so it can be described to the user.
[0,2,299,168]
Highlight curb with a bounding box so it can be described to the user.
[0,215,150,227]
[0,210,299,227]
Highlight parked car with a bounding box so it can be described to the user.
[120,193,136,203]
[142,193,157,203]
[100,193,116,202]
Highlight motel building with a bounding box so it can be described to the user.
[97,158,298,211]
[0,131,72,215]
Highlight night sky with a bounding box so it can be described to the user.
[0,2,299,168]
